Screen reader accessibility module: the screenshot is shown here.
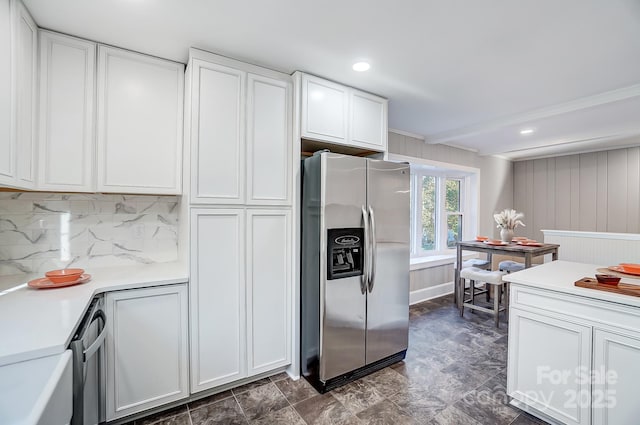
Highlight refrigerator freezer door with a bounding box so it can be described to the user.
[365,159,410,364]
[320,153,368,381]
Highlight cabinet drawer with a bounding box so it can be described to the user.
[510,284,640,333]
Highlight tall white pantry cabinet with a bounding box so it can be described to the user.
[184,49,294,393]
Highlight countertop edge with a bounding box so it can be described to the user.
[503,260,640,309]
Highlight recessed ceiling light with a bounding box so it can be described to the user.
[352,62,370,72]
[520,128,535,135]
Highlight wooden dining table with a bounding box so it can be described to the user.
[454,239,560,305]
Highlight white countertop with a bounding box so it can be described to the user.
[0,351,72,425]
[503,260,640,308]
[0,262,188,367]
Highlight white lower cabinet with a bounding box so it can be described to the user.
[190,208,291,393]
[592,328,640,425]
[190,209,246,392]
[105,284,189,421]
[246,209,291,375]
[508,307,592,425]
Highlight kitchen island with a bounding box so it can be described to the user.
[503,260,640,425]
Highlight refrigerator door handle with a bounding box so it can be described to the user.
[361,206,369,294]
[368,205,377,293]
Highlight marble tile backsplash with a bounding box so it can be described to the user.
[0,192,179,276]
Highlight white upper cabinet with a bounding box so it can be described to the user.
[187,49,292,206]
[299,72,388,152]
[13,0,36,188]
[189,60,245,204]
[97,46,184,194]
[0,0,36,189]
[350,89,387,149]
[0,0,13,186]
[301,74,349,145]
[246,73,292,205]
[38,31,95,191]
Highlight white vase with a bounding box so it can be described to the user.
[500,228,514,243]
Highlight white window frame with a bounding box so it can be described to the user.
[387,154,479,259]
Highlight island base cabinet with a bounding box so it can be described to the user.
[592,329,640,425]
[507,308,592,425]
[105,284,189,421]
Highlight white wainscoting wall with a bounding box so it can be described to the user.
[543,229,640,265]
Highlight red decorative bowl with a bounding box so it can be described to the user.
[595,274,621,286]
[45,268,85,284]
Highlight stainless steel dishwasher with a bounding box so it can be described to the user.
[70,295,106,425]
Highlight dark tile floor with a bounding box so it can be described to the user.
[127,295,549,425]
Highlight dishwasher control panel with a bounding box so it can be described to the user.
[327,228,364,280]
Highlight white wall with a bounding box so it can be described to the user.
[514,145,640,241]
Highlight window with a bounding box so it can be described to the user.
[410,165,473,257]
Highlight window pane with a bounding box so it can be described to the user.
[447,214,462,248]
[422,176,436,251]
[445,179,460,212]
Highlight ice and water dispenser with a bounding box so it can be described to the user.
[326,228,364,280]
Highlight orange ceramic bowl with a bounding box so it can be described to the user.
[475,236,489,242]
[45,268,85,284]
[620,263,640,274]
[512,236,527,241]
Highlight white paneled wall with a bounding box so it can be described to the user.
[543,230,640,265]
[515,146,640,241]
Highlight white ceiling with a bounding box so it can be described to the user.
[23,0,640,160]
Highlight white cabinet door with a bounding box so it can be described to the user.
[301,74,349,145]
[38,31,95,191]
[12,0,36,188]
[507,308,591,425]
[190,208,246,392]
[105,284,189,421]
[246,209,291,375]
[592,328,640,425]
[350,89,387,150]
[97,46,184,194]
[246,74,292,205]
[0,0,13,186]
[189,60,245,204]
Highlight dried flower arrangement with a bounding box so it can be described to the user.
[494,209,525,230]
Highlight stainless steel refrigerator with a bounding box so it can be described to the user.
[301,152,410,393]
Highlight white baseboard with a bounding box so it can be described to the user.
[410,281,454,305]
